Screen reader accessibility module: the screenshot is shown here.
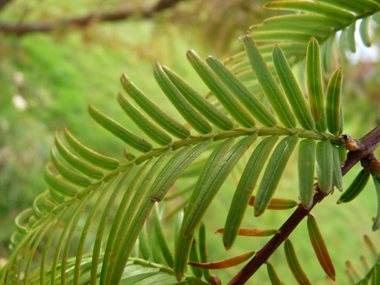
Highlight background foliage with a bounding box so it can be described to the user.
[1,0,380,283]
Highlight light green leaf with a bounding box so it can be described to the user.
[316,140,333,194]
[285,239,311,285]
[326,68,343,135]
[298,139,316,210]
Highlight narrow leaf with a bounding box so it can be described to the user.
[117,92,172,146]
[139,223,151,261]
[298,139,316,209]
[285,239,311,285]
[249,196,298,209]
[223,136,278,250]
[154,62,212,134]
[123,148,136,161]
[206,56,277,127]
[50,147,91,188]
[360,17,372,47]
[121,74,190,139]
[44,164,78,198]
[339,144,347,165]
[273,44,315,130]
[63,127,120,170]
[347,22,356,53]
[188,251,255,269]
[55,132,104,179]
[183,135,258,236]
[198,223,211,282]
[326,68,343,135]
[151,224,163,264]
[307,215,336,280]
[307,37,327,132]
[186,50,256,128]
[216,228,279,237]
[346,260,362,282]
[243,36,296,128]
[364,235,379,260]
[332,146,343,191]
[338,169,370,203]
[372,174,380,230]
[339,28,349,63]
[15,208,32,235]
[316,140,333,194]
[153,203,174,267]
[264,1,355,23]
[189,240,203,278]
[316,0,373,14]
[267,262,282,285]
[163,65,234,130]
[88,104,152,152]
[254,136,298,216]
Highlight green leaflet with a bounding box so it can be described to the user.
[173,138,235,281]
[317,0,376,14]
[139,223,152,261]
[186,50,256,128]
[154,62,212,134]
[372,174,380,231]
[347,22,356,53]
[372,264,380,285]
[73,176,118,285]
[63,127,120,170]
[339,144,347,165]
[206,56,278,127]
[264,1,355,24]
[183,135,258,237]
[44,164,78,198]
[189,240,202,278]
[117,92,172,146]
[326,68,343,135]
[339,28,349,63]
[100,159,154,285]
[244,36,296,128]
[307,215,336,281]
[316,140,333,194]
[273,45,315,130]
[307,37,327,132]
[254,136,298,217]
[298,139,316,210]
[110,141,211,285]
[153,203,174,268]
[162,66,234,131]
[223,136,279,250]
[88,104,152,153]
[373,12,380,25]
[90,168,134,285]
[360,17,372,47]
[364,235,379,260]
[123,148,136,161]
[249,22,332,38]
[198,223,211,282]
[332,146,343,191]
[55,132,104,179]
[249,15,344,32]
[284,239,311,285]
[267,263,282,285]
[50,147,91,188]
[120,74,190,139]
[14,207,32,235]
[338,169,370,203]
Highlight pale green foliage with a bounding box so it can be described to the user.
[3,1,380,284]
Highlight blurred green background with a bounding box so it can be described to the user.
[1,0,380,284]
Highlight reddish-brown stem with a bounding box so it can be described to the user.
[228,125,380,285]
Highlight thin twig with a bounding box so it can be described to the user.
[228,125,380,285]
[0,0,184,36]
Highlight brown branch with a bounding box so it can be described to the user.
[0,0,184,36]
[228,125,380,285]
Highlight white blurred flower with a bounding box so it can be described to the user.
[12,94,27,110]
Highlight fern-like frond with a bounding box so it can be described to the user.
[2,33,352,285]
[225,0,380,94]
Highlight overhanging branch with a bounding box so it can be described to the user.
[228,125,380,285]
[0,0,184,36]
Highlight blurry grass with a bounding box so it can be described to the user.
[0,18,379,285]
